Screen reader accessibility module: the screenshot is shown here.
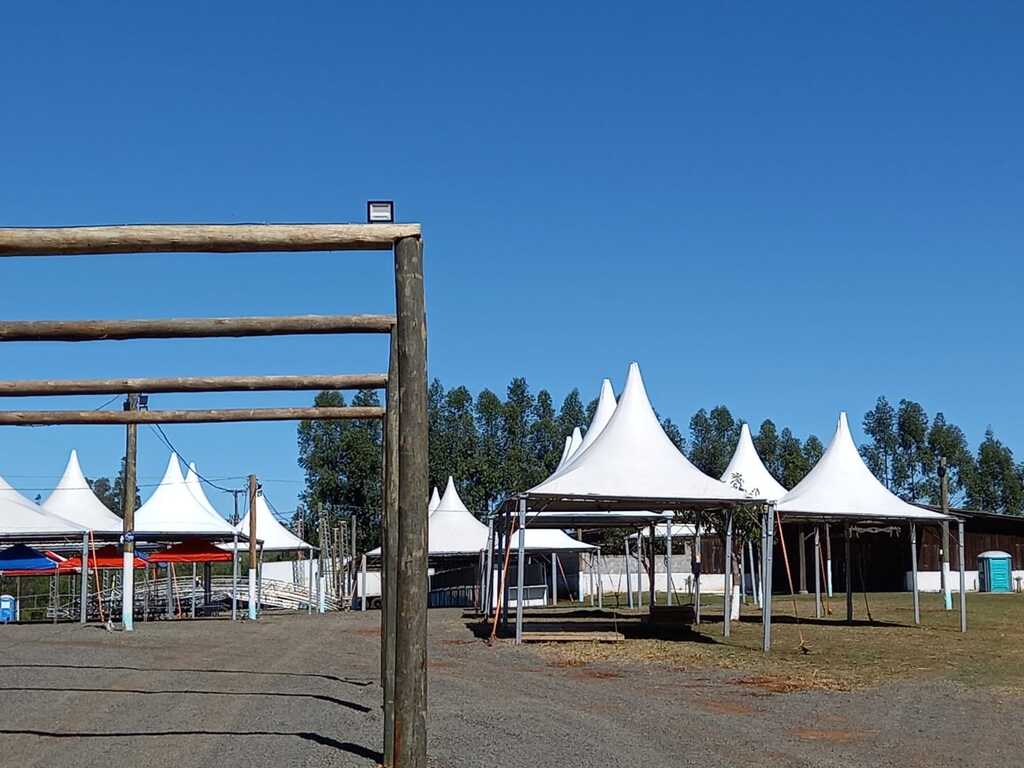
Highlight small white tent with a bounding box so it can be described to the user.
[776,413,949,521]
[426,477,490,556]
[720,423,788,501]
[43,450,123,534]
[428,487,441,516]
[0,472,85,539]
[135,453,237,537]
[228,490,312,552]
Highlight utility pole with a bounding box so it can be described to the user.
[247,474,258,620]
[121,393,139,631]
[940,457,953,610]
[229,488,245,525]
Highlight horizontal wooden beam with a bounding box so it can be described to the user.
[0,223,421,257]
[0,406,385,425]
[0,314,394,342]
[0,373,388,397]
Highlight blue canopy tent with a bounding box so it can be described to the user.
[0,544,57,574]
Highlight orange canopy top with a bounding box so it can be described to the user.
[58,545,146,572]
[148,539,232,564]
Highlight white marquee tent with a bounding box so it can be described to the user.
[721,423,788,501]
[135,453,237,538]
[42,449,123,534]
[0,471,85,540]
[226,490,313,552]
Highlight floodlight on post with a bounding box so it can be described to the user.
[367,200,395,224]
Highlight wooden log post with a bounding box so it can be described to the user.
[382,331,400,768]
[121,393,138,631]
[248,475,258,621]
[392,235,428,768]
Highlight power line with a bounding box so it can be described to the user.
[147,423,242,494]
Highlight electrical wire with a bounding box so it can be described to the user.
[147,423,240,494]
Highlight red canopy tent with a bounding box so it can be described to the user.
[58,545,146,572]
[148,539,232,564]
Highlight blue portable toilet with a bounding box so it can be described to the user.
[0,594,15,624]
[978,551,1013,593]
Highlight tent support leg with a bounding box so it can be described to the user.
[910,521,920,625]
[515,497,526,644]
[79,533,89,624]
[762,505,774,653]
[723,510,733,638]
[647,524,656,613]
[845,522,853,624]
[958,519,967,633]
[825,523,834,598]
[665,524,673,607]
[191,563,197,619]
[694,513,702,624]
[624,538,633,609]
[814,526,822,619]
[361,554,368,611]
[550,553,557,607]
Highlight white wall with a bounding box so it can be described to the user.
[904,569,1024,593]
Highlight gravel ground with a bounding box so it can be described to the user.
[0,609,1019,767]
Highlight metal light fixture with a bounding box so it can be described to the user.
[367,200,395,224]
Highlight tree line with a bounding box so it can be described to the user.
[293,380,1024,549]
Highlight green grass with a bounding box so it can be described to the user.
[537,591,1024,692]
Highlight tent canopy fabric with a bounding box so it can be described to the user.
[775,412,951,522]
[224,491,312,552]
[0,472,86,540]
[150,539,233,563]
[720,423,788,501]
[428,487,441,516]
[525,363,750,510]
[0,544,57,573]
[516,528,596,552]
[423,476,489,556]
[42,449,124,534]
[135,454,238,538]
[59,545,146,572]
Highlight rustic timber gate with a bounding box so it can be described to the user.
[0,223,428,768]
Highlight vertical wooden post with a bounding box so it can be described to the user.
[814,526,822,619]
[122,393,138,631]
[940,457,952,610]
[352,516,358,599]
[382,331,400,768]
[393,235,428,768]
[248,474,258,620]
[958,518,967,633]
[824,522,834,597]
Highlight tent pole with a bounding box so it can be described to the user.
[739,534,746,605]
[647,524,656,612]
[624,537,633,609]
[958,519,967,633]
[749,540,759,608]
[191,562,197,619]
[484,518,495,617]
[550,553,558,607]
[361,554,368,611]
[693,514,702,624]
[723,510,733,638]
[515,497,526,644]
[665,523,673,607]
[814,526,822,619]
[798,524,807,594]
[247,474,258,621]
[845,521,853,624]
[79,533,89,624]
[597,547,603,609]
[761,505,774,653]
[824,523,834,598]
[231,531,238,621]
[308,550,314,614]
[166,564,174,619]
[909,521,920,625]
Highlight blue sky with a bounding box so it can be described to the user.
[1,3,1021,520]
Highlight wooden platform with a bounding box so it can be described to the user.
[520,630,625,643]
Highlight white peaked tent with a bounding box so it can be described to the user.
[426,477,489,556]
[558,427,584,470]
[0,472,86,540]
[231,491,312,551]
[428,487,441,516]
[721,423,788,501]
[553,436,574,472]
[135,453,237,537]
[527,363,748,507]
[43,450,123,534]
[776,413,949,522]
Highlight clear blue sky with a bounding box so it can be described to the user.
[1,3,1021,520]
